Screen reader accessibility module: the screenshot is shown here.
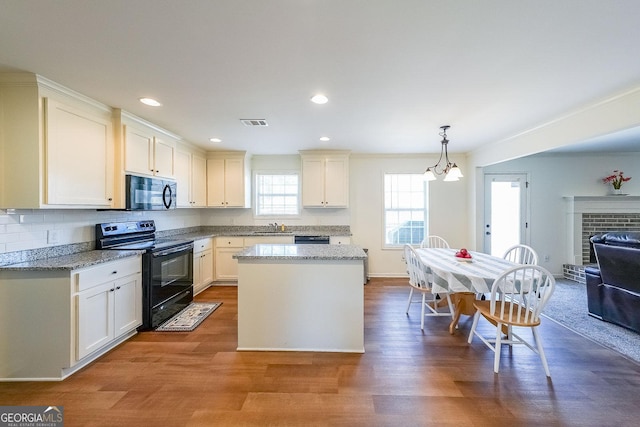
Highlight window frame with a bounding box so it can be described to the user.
[382,172,429,249]
[253,170,301,218]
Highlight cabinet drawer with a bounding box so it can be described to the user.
[194,238,213,252]
[75,256,141,292]
[244,236,294,246]
[216,237,244,248]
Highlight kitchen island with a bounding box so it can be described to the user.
[233,244,367,353]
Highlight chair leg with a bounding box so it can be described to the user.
[420,293,426,330]
[468,310,480,343]
[406,288,414,314]
[532,327,551,377]
[493,322,503,374]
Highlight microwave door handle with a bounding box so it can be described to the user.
[163,184,172,209]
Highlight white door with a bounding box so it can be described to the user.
[483,173,529,256]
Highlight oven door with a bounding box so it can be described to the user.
[150,243,194,309]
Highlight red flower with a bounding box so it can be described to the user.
[603,170,632,190]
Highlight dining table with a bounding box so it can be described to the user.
[416,247,519,334]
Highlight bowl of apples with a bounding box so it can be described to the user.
[455,248,473,262]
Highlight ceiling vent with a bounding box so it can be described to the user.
[240,119,268,127]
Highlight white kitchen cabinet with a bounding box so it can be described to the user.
[176,146,207,208]
[0,254,142,380]
[193,238,214,294]
[117,110,177,180]
[75,256,142,360]
[214,235,294,282]
[214,237,244,281]
[207,151,251,208]
[330,236,352,245]
[300,151,350,208]
[0,73,114,209]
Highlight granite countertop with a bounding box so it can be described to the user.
[0,225,352,271]
[0,250,143,271]
[166,228,351,241]
[233,244,367,261]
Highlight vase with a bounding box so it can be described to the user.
[612,187,623,195]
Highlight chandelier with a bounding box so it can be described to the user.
[423,125,463,182]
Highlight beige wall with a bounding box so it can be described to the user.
[349,154,468,278]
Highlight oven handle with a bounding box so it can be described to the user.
[153,244,193,258]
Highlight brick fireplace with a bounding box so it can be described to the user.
[563,196,640,282]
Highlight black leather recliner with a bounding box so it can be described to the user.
[586,232,640,333]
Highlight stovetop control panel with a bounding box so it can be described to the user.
[97,220,156,238]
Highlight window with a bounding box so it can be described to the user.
[255,172,300,216]
[384,173,428,246]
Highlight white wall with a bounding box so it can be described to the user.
[349,154,468,278]
[482,151,640,275]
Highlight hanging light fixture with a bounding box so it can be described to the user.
[423,125,463,182]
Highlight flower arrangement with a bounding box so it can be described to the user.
[602,170,631,190]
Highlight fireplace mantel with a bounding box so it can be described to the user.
[564,195,640,265]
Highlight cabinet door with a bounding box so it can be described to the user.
[113,274,142,338]
[77,282,114,360]
[124,126,153,176]
[175,150,192,207]
[191,154,207,207]
[224,158,245,207]
[153,137,175,178]
[214,247,240,281]
[207,158,226,207]
[200,249,214,286]
[324,158,348,207]
[301,158,326,207]
[45,98,113,206]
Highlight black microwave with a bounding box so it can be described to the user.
[125,175,177,210]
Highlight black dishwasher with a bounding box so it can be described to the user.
[294,235,330,244]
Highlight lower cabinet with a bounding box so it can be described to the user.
[76,272,142,360]
[0,254,142,381]
[214,237,244,281]
[214,235,294,282]
[193,238,214,294]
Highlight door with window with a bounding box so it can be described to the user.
[483,173,529,256]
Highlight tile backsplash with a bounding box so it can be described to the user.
[0,208,202,264]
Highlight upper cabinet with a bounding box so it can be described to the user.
[114,109,177,180]
[0,73,114,209]
[207,151,251,208]
[300,150,350,208]
[176,144,207,208]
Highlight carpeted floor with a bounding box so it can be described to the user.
[542,278,640,363]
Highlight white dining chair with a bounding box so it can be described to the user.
[409,235,451,313]
[404,244,454,330]
[502,244,539,265]
[420,235,450,249]
[467,264,556,377]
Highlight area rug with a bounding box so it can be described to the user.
[542,279,640,363]
[156,302,222,332]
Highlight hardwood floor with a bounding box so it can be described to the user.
[2,278,640,426]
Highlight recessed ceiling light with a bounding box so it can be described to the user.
[209,138,222,143]
[319,136,330,142]
[311,94,328,104]
[139,97,162,107]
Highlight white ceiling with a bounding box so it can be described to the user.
[1,0,640,156]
